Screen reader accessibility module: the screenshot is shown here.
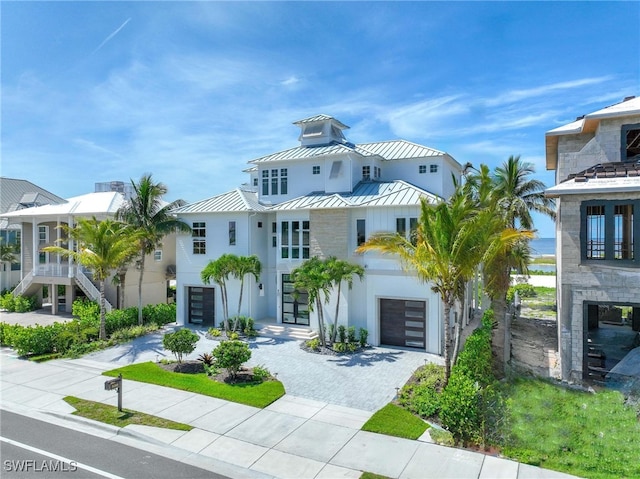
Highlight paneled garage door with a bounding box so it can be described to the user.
[380,299,426,349]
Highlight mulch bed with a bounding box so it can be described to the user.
[158,360,265,384]
[299,341,367,356]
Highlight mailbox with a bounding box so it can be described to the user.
[104,378,121,391]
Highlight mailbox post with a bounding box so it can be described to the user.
[104,374,123,411]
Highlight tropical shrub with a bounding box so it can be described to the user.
[506,283,537,303]
[162,328,199,363]
[197,352,215,366]
[358,327,368,348]
[208,327,221,337]
[212,340,251,379]
[0,293,37,312]
[347,326,357,343]
[252,364,271,381]
[306,338,320,350]
[399,363,446,419]
[143,303,176,325]
[337,325,346,344]
[439,309,498,444]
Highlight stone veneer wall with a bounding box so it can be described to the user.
[309,209,349,260]
[557,192,640,381]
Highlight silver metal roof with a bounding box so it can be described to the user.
[293,114,349,130]
[172,188,266,214]
[248,139,444,165]
[271,180,439,211]
[358,140,444,159]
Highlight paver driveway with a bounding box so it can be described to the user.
[85,327,443,411]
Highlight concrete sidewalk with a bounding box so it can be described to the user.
[0,346,578,479]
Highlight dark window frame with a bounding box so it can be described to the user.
[356,219,366,246]
[621,123,640,162]
[228,221,236,246]
[580,199,640,267]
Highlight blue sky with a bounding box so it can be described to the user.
[2,2,638,238]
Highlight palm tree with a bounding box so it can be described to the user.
[0,243,17,265]
[290,257,333,348]
[466,156,554,373]
[325,257,364,343]
[358,193,529,382]
[201,254,236,330]
[232,255,262,328]
[358,195,483,380]
[43,218,139,340]
[116,174,191,325]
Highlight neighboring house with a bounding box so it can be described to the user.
[174,114,463,354]
[1,190,178,314]
[0,178,66,292]
[545,96,640,383]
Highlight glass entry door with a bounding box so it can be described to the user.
[282,274,309,325]
[188,286,215,327]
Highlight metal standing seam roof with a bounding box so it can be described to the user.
[293,114,350,129]
[271,180,440,211]
[171,188,267,214]
[248,139,445,165]
[0,177,65,219]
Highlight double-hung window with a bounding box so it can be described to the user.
[262,170,269,196]
[192,222,206,255]
[582,200,639,265]
[362,166,370,180]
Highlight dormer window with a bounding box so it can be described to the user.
[362,166,371,180]
[302,123,324,138]
[294,115,350,147]
[313,166,320,175]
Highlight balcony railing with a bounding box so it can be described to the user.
[35,263,71,277]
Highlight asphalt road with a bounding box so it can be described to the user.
[0,410,228,479]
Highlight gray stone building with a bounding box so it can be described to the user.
[545,96,640,383]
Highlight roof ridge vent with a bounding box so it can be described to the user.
[623,96,636,102]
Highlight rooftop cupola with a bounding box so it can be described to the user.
[294,114,350,147]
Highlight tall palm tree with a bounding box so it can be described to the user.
[466,156,554,373]
[43,218,139,340]
[325,257,364,343]
[116,174,191,325]
[232,255,262,327]
[291,257,333,348]
[201,253,236,330]
[358,195,483,381]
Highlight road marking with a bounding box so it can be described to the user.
[0,436,126,479]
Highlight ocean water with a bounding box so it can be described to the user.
[530,237,555,256]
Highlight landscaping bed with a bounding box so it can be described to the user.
[104,361,285,408]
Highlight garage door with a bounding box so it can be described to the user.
[380,299,426,349]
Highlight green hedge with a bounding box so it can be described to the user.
[0,292,38,312]
[439,309,500,445]
[0,300,177,357]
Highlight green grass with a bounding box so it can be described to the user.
[64,396,192,430]
[360,473,392,479]
[103,362,285,408]
[362,403,429,440]
[501,378,640,479]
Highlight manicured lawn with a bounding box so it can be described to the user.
[501,378,640,479]
[64,396,192,430]
[362,403,428,440]
[103,362,285,408]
